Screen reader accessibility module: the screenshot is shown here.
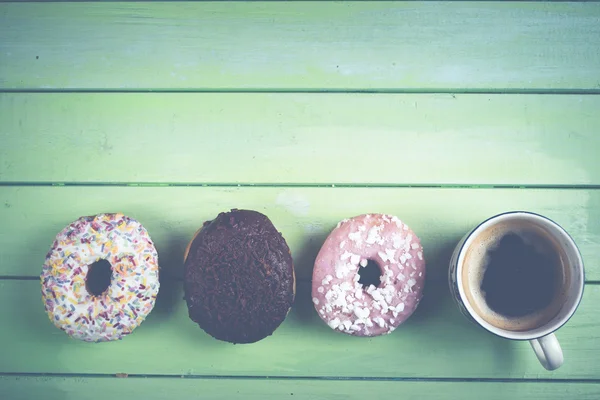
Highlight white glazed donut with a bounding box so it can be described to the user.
[41,213,160,342]
[312,214,425,336]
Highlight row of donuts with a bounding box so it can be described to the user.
[41,209,425,343]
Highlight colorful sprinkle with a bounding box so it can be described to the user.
[40,213,160,342]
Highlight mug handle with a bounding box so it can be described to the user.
[529,333,563,371]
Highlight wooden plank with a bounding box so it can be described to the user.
[1,93,599,185]
[1,279,598,378]
[1,376,599,400]
[1,2,599,90]
[0,186,599,281]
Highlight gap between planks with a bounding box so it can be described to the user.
[3,0,600,3]
[1,372,600,384]
[1,88,600,95]
[1,182,600,190]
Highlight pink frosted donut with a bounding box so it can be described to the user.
[312,214,425,336]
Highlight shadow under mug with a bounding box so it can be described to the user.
[448,211,585,371]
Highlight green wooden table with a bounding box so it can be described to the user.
[1,1,600,399]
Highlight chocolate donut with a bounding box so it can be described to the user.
[183,209,295,344]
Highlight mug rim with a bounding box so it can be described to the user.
[455,210,585,341]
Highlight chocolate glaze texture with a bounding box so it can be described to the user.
[184,209,294,344]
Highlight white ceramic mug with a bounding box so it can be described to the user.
[448,211,585,371]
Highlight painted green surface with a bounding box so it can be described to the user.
[1,0,599,397]
[1,280,598,379]
[1,2,600,90]
[1,377,600,400]
[1,93,600,185]
[1,187,599,281]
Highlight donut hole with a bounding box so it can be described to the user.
[86,259,113,296]
[358,259,382,288]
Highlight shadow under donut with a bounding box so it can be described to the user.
[291,230,330,323]
[151,227,192,318]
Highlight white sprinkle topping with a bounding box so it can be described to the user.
[366,225,383,245]
[321,275,333,286]
[371,290,384,302]
[325,289,335,302]
[392,234,404,249]
[335,219,349,229]
[348,231,362,245]
[365,227,378,244]
[317,218,423,336]
[387,248,396,260]
[378,251,389,262]
[328,318,341,329]
[354,306,370,320]
[385,267,394,278]
[336,263,351,278]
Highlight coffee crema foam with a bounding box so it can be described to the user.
[461,220,570,332]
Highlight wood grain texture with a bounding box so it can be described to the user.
[1,279,598,379]
[2,0,599,393]
[1,376,599,400]
[1,2,600,90]
[1,186,599,281]
[1,93,599,185]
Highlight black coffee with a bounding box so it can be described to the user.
[481,233,559,317]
